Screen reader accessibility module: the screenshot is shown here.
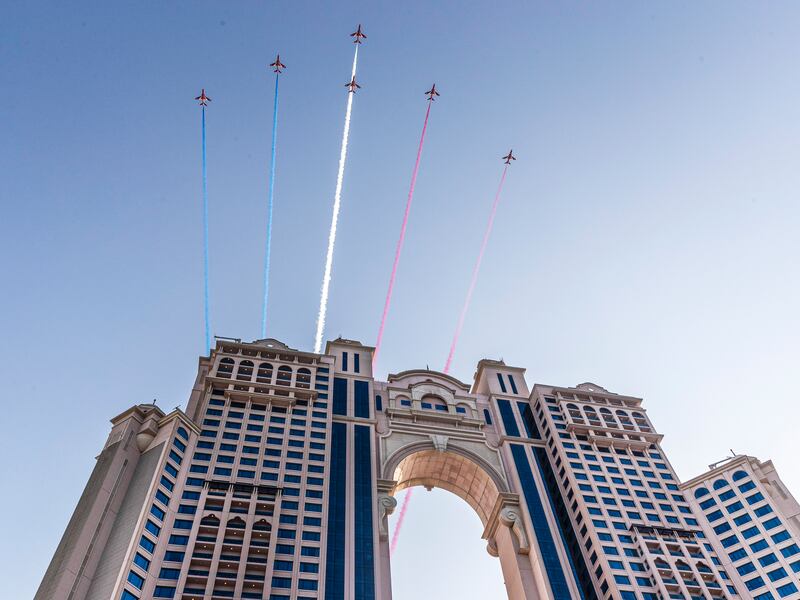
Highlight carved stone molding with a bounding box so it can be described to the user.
[377,479,399,540]
[499,506,530,554]
[378,495,398,540]
[483,492,530,555]
[430,434,449,453]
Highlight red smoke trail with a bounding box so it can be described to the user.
[443,165,509,374]
[372,101,433,371]
[390,488,414,554]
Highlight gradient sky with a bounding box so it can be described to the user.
[3,2,800,598]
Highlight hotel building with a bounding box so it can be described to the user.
[35,337,797,600]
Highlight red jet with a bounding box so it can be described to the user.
[502,150,516,164]
[345,76,361,93]
[425,83,440,101]
[270,54,286,73]
[350,24,367,44]
[195,89,211,106]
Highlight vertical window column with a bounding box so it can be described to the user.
[510,444,573,599]
[354,380,370,419]
[324,423,347,600]
[353,425,376,600]
[497,399,521,437]
[332,378,348,416]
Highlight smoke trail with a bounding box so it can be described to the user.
[314,44,359,353]
[201,105,211,353]
[261,73,280,338]
[390,487,414,554]
[443,165,509,374]
[372,101,433,371]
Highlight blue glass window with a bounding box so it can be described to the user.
[127,570,144,589]
[333,378,347,416]
[496,373,508,393]
[518,401,540,439]
[508,375,519,394]
[354,425,375,599]
[497,399,520,437]
[324,422,347,599]
[354,380,370,418]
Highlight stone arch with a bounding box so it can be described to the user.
[377,438,544,600]
[381,439,509,526]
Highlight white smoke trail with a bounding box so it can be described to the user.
[314,45,359,353]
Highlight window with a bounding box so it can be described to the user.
[121,592,139,600]
[746,576,766,591]
[781,544,800,558]
[127,570,145,589]
[695,487,710,498]
[768,567,788,582]
[759,553,779,568]
[772,530,791,544]
[145,520,161,536]
[508,374,519,394]
[133,553,150,570]
[496,373,508,393]
[139,535,155,554]
[159,568,181,580]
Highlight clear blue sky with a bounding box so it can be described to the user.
[3,2,800,598]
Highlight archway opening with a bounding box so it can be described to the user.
[387,448,508,599]
[392,449,502,525]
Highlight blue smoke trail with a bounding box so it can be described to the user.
[202,105,211,353]
[261,73,280,338]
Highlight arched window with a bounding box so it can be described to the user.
[584,406,601,425]
[712,479,729,490]
[631,411,650,431]
[217,357,234,378]
[455,403,469,415]
[616,410,633,428]
[177,427,189,441]
[567,403,584,422]
[256,362,273,383]
[276,365,292,386]
[201,514,220,526]
[226,517,246,529]
[599,407,618,425]
[694,487,710,499]
[732,470,748,482]
[296,368,311,389]
[421,394,448,412]
[253,519,272,532]
[696,562,712,574]
[236,360,254,381]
